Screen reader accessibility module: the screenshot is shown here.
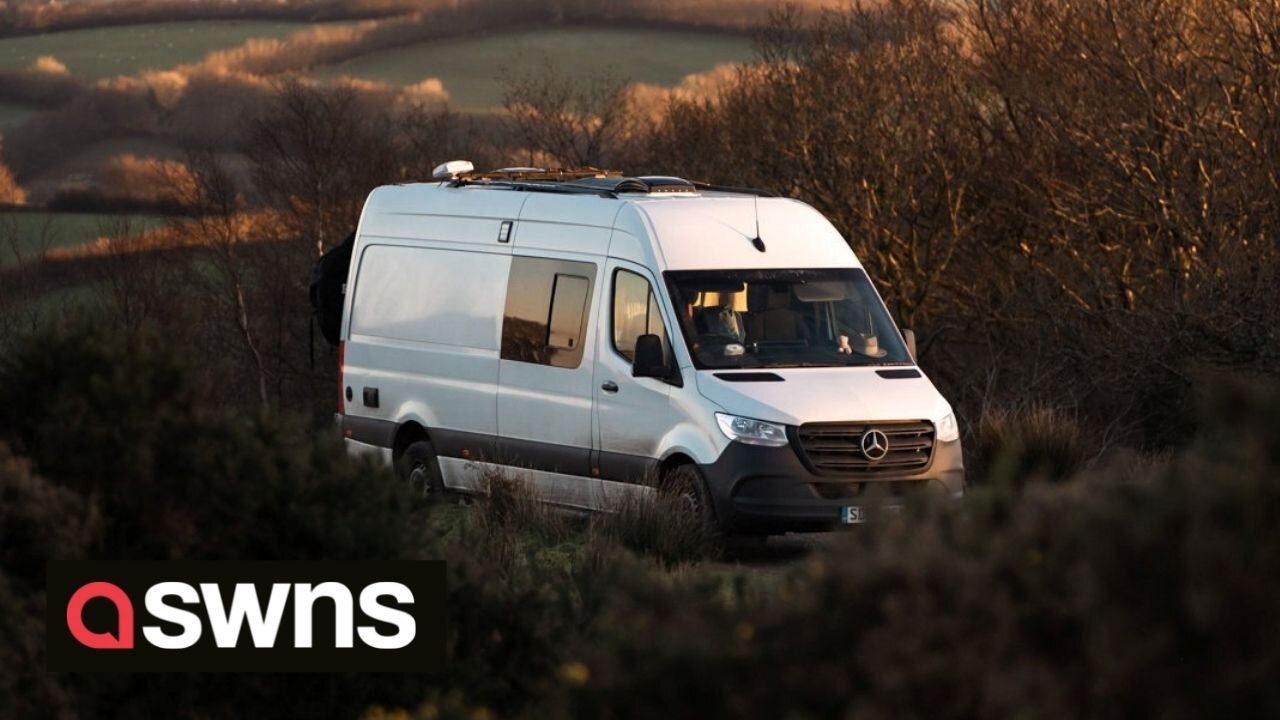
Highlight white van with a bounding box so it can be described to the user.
[335,165,963,533]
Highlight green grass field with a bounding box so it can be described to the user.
[0,99,42,130]
[0,20,339,79]
[0,210,167,266]
[312,26,755,109]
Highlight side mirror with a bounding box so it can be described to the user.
[632,334,668,379]
[901,328,917,362]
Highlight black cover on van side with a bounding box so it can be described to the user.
[309,231,354,347]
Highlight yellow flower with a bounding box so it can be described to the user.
[560,660,591,686]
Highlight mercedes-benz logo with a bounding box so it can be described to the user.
[860,429,890,461]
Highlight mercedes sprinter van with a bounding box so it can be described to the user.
[333,165,963,533]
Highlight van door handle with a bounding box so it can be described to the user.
[601,381,619,393]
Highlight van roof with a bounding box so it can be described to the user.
[357,171,859,272]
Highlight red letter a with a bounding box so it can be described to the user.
[66,581,134,649]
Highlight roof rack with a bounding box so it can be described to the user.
[453,167,623,184]
[435,162,775,199]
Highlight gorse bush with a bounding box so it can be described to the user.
[540,379,1280,719]
[0,323,436,718]
[970,404,1089,484]
[3,316,1279,718]
[0,444,95,719]
[0,321,431,562]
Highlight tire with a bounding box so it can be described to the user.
[396,440,445,501]
[663,463,717,530]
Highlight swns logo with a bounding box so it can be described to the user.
[48,561,446,672]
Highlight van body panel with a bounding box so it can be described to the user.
[343,243,509,439]
[518,192,623,230]
[605,229,649,266]
[364,183,528,223]
[694,367,951,427]
[635,197,858,272]
[664,383,731,465]
[510,215,612,256]
[438,458,652,509]
[348,245,507,349]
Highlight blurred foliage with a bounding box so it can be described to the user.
[0,320,1277,718]
[542,380,1280,719]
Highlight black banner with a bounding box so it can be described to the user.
[47,561,446,673]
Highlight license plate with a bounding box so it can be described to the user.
[842,505,904,524]
[841,506,865,524]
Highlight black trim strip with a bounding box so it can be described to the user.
[341,415,397,447]
[713,372,785,382]
[876,368,922,379]
[344,418,657,485]
[431,428,499,463]
[497,436,591,477]
[595,450,659,485]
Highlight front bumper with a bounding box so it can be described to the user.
[698,437,965,534]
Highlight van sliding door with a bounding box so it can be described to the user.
[495,254,601,507]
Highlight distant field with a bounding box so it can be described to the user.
[0,210,167,266]
[312,27,755,109]
[0,99,41,130]
[0,20,340,79]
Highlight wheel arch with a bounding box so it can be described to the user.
[392,420,431,462]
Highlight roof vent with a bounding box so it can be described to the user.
[432,160,475,180]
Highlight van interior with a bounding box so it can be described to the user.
[666,268,912,369]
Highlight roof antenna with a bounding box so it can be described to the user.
[750,194,766,252]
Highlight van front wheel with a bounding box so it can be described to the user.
[397,441,444,500]
[664,464,716,530]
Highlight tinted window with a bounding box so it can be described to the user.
[501,257,597,368]
[612,269,668,363]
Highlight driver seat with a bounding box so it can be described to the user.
[747,287,804,341]
[693,306,745,342]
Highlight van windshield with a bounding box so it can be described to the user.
[664,268,912,369]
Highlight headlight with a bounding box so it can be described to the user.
[715,413,789,447]
[936,412,959,442]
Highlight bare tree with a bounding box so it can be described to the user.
[247,79,400,256]
[168,147,271,409]
[0,213,57,344]
[499,61,638,169]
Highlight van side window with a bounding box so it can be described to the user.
[547,274,590,350]
[612,269,668,363]
[502,257,597,369]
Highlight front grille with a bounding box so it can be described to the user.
[794,420,935,476]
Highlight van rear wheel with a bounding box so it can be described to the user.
[397,441,445,500]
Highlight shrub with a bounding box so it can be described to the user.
[0,321,430,561]
[0,443,96,719]
[588,491,721,567]
[541,379,1280,719]
[0,322,436,718]
[969,404,1089,484]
